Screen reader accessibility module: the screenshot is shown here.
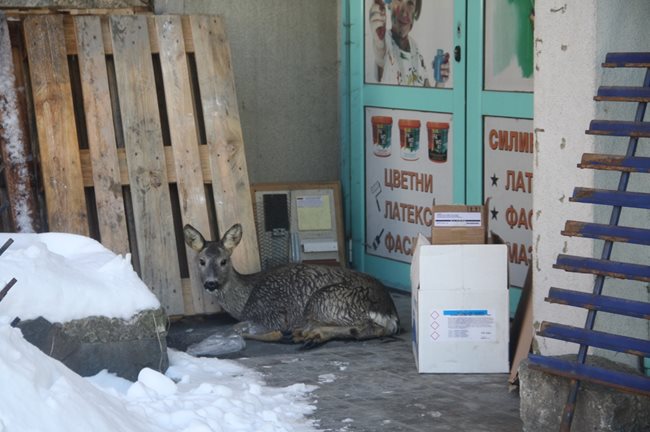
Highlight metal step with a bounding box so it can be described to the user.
[602,52,650,68]
[586,120,650,137]
[578,153,650,173]
[545,287,650,319]
[561,220,650,245]
[570,187,650,210]
[528,354,650,397]
[538,322,650,357]
[595,86,650,102]
[554,254,650,282]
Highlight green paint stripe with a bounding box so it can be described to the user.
[483,91,534,118]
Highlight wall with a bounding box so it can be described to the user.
[0,0,147,7]
[533,0,650,367]
[1,0,341,184]
[154,0,341,185]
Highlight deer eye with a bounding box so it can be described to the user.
[199,258,206,266]
[220,259,227,266]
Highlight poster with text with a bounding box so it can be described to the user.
[484,0,534,92]
[365,107,453,263]
[483,116,533,288]
[365,0,454,88]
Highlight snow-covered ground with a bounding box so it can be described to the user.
[0,233,319,432]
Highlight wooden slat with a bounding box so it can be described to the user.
[594,86,650,102]
[152,15,218,314]
[189,15,260,274]
[602,52,650,68]
[23,15,88,235]
[73,16,129,256]
[62,14,195,55]
[528,354,650,397]
[562,220,650,245]
[554,254,650,282]
[0,14,39,232]
[538,321,650,357]
[79,145,216,187]
[578,153,650,173]
[546,287,650,319]
[586,120,650,137]
[109,15,183,315]
[570,187,650,210]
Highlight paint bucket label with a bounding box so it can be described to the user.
[398,119,421,161]
[371,116,393,157]
[427,122,449,163]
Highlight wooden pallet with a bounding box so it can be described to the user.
[528,52,650,431]
[1,12,261,316]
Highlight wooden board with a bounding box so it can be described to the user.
[509,265,533,384]
[152,15,218,314]
[109,15,183,315]
[0,13,38,233]
[189,15,260,274]
[73,16,129,256]
[15,12,260,315]
[23,15,88,235]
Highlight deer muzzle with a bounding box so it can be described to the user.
[204,280,220,292]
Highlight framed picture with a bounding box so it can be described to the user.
[251,182,346,269]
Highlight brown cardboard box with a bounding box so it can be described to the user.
[430,202,488,245]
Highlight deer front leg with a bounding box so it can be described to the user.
[232,320,285,342]
[293,320,391,349]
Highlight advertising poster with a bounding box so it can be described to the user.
[484,0,535,92]
[483,116,533,288]
[365,107,453,263]
[365,0,454,88]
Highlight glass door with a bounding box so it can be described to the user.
[342,0,534,297]
[468,0,534,308]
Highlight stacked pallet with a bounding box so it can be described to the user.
[0,12,261,316]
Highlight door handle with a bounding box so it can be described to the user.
[454,45,461,62]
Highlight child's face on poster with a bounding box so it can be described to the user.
[390,0,417,39]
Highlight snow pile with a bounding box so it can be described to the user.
[0,324,318,432]
[0,233,320,432]
[0,232,160,323]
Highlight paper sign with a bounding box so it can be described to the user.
[434,212,482,227]
[296,195,332,231]
[430,309,497,342]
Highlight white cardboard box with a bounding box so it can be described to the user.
[411,234,509,373]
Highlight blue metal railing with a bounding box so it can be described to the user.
[528,52,650,431]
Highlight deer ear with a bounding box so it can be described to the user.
[222,224,243,251]
[183,224,206,251]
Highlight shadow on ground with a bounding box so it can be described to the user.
[167,291,523,432]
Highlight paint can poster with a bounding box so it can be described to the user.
[483,117,533,288]
[365,107,453,263]
[365,0,454,88]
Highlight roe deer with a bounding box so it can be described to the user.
[184,223,400,348]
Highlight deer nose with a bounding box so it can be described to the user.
[204,281,220,292]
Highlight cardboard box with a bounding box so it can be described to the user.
[410,234,509,373]
[430,203,488,245]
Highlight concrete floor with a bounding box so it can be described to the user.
[167,291,523,432]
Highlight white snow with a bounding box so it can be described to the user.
[0,232,160,322]
[0,233,319,432]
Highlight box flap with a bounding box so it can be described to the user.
[410,233,430,291]
[417,244,507,292]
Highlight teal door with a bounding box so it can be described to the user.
[341,0,534,298]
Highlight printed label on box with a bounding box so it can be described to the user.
[428,309,496,342]
[433,212,482,227]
